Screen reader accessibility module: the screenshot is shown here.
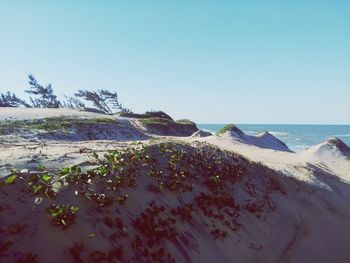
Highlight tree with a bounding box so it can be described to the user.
[99,90,131,113]
[25,74,61,108]
[0,91,31,107]
[75,89,131,114]
[0,74,131,114]
[62,96,85,109]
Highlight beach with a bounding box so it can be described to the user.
[198,124,350,152]
[1,108,350,263]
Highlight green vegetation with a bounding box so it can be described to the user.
[0,92,30,107]
[175,119,196,125]
[140,118,196,127]
[4,175,16,185]
[26,173,56,198]
[139,117,198,136]
[216,124,235,135]
[75,89,131,114]
[0,117,119,135]
[2,169,18,185]
[26,74,61,108]
[119,110,173,120]
[0,141,286,262]
[46,204,79,229]
[139,117,173,126]
[37,164,46,172]
[1,74,132,113]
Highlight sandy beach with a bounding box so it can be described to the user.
[0,108,350,262]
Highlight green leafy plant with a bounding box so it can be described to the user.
[46,204,79,229]
[37,164,47,171]
[41,174,52,182]
[4,175,17,185]
[59,165,82,183]
[26,174,56,199]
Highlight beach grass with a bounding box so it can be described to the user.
[175,119,196,125]
[216,124,235,135]
[0,117,119,134]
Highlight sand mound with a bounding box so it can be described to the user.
[0,108,200,140]
[2,108,350,263]
[0,117,149,143]
[191,130,212,138]
[2,141,350,263]
[138,118,198,136]
[0,107,110,121]
[217,124,245,137]
[217,124,291,152]
[304,137,350,158]
[254,131,291,152]
[119,110,173,121]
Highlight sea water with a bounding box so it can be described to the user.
[197,124,350,152]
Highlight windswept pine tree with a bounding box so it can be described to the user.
[99,90,132,113]
[0,74,131,114]
[75,89,131,114]
[62,96,85,109]
[0,91,30,107]
[25,74,61,108]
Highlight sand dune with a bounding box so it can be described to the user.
[215,124,291,152]
[303,137,350,159]
[1,108,350,263]
[0,107,110,121]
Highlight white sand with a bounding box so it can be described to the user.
[1,108,350,263]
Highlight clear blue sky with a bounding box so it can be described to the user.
[1,0,349,124]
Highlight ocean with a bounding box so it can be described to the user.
[197,124,350,152]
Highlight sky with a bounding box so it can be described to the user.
[0,0,349,124]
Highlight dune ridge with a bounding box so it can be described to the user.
[1,108,350,263]
[215,124,291,152]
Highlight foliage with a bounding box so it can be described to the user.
[62,96,85,109]
[0,74,130,114]
[25,74,61,108]
[0,141,288,261]
[59,165,82,183]
[100,89,131,113]
[139,117,198,136]
[139,117,173,126]
[145,111,173,120]
[175,119,196,125]
[0,117,118,135]
[216,124,235,135]
[119,110,173,120]
[4,175,17,185]
[45,204,79,229]
[4,169,18,184]
[0,92,30,107]
[75,89,131,114]
[26,173,56,199]
[140,118,195,128]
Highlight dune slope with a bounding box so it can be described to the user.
[1,109,350,263]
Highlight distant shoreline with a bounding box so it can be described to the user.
[198,124,350,152]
